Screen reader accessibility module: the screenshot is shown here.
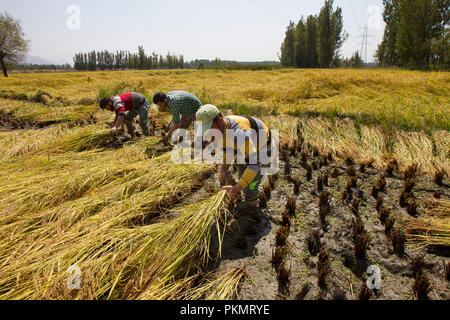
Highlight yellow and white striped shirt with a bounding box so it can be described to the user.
[222,115,271,189]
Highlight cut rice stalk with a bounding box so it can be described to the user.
[0,192,229,300]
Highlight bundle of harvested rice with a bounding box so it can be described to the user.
[143,268,246,300]
[404,198,450,248]
[0,192,229,300]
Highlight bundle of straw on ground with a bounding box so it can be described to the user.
[0,98,98,126]
[403,198,449,248]
[394,130,448,177]
[297,116,448,176]
[44,126,130,153]
[0,128,220,298]
[0,126,156,180]
[0,156,213,262]
[195,268,246,300]
[154,267,247,300]
[0,123,80,160]
[262,115,298,150]
[431,130,450,173]
[299,117,384,168]
[0,144,209,231]
[404,218,450,248]
[134,273,202,300]
[421,198,450,218]
[0,191,229,299]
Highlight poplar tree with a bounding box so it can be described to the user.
[280,21,296,67]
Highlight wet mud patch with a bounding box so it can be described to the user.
[0,89,96,107]
[0,109,98,131]
[0,110,37,130]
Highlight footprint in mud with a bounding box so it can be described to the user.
[219,201,272,261]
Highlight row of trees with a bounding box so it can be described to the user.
[342,51,365,68]
[376,0,449,69]
[186,59,280,69]
[279,0,348,68]
[73,46,185,71]
[74,51,280,71]
[9,63,72,70]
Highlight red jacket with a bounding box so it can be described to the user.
[112,92,146,115]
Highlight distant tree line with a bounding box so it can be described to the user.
[279,0,348,68]
[74,50,281,71]
[342,51,365,68]
[376,0,449,70]
[185,59,280,69]
[73,46,185,71]
[10,63,72,70]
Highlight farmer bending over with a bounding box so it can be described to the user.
[196,105,273,209]
[100,92,150,137]
[153,91,202,145]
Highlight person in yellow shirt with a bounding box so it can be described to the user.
[196,105,272,208]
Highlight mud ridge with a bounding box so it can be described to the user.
[0,110,97,131]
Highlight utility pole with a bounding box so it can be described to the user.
[357,22,375,64]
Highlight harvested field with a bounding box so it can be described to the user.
[0,69,448,300]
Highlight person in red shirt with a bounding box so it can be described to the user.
[100,92,150,137]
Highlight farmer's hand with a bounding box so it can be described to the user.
[222,184,243,199]
[111,127,118,135]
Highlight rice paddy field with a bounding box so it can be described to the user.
[0,68,449,300]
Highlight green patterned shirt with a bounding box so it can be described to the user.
[167,91,202,124]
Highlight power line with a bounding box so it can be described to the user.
[347,0,360,27]
[248,0,290,22]
[284,0,303,14]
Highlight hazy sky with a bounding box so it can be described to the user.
[1,0,385,64]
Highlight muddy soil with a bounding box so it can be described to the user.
[0,110,98,131]
[209,151,450,300]
[0,110,38,130]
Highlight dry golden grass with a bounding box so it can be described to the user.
[0,104,234,300]
[0,98,97,124]
[0,119,225,299]
[1,69,447,176]
[0,124,72,160]
[394,130,440,174]
[1,68,448,130]
[295,116,448,176]
[0,191,228,300]
[262,115,298,148]
[0,147,212,240]
[432,130,450,172]
[138,267,246,300]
